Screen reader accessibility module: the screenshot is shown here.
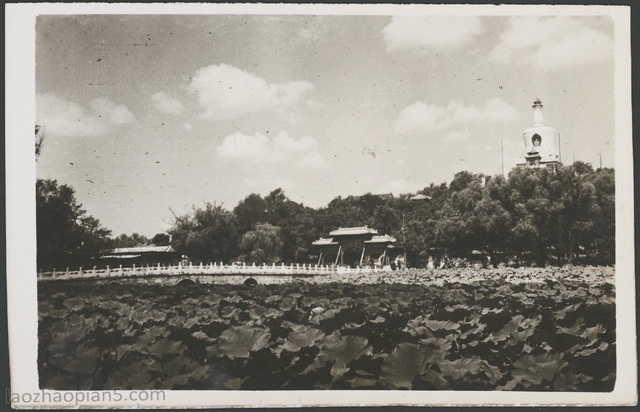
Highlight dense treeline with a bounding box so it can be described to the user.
[36,179,113,271]
[36,162,614,271]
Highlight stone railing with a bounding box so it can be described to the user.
[37,262,385,282]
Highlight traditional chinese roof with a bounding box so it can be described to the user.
[111,245,176,254]
[410,194,432,202]
[311,238,339,246]
[329,226,379,237]
[374,193,394,201]
[364,235,397,244]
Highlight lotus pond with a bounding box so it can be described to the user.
[38,268,616,391]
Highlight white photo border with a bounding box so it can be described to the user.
[5,3,636,408]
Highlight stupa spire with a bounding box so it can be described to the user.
[516,97,559,169]
[532,98,544,127]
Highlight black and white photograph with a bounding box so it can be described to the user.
[5,3,636,408]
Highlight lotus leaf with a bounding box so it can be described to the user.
[380,343,444,389]
[163,356,209,378]
[345,375,380,389]
[309,308,342,324]
[386,290,414,306]
[414,368,452,390]
[217,325,271,359]
[47,328,86,355]
[343,320,367,330]
[403,315,431,337]
[484,315,542,346]
[223,377,246,390]
[424,319,460,332]
[557,316,586,337]
[202,294,223,306]
[220,306,242,320]
[136,325,170,346]
[247,305,268,319]
[281,320,307,333]
[575,341,608,357]
[302,332,372,379]
[132,308,166,325]
[418,337,453,352]
[223,295,242,304]
[553,303,583,320]
[249,306,283,323]
[502,352,568,389]
[438,356,503,385]
[191,331,213,341]
[509,316,541,343]
[143,338,187,360]
[63,297,86,312]
[553,372,594,391]
[103,361,156,389]
[277,327,325,355]
[64,345,99,374]
[583,324,606,341]
[264,295,281,305]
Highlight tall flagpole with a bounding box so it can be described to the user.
[558,132,562,163]
[599,149,602,169]
[501,140,504,177]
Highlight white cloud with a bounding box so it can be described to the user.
[490,16,613,71]
[294,152,328,170]
[216,131,329,171]
[151,92,184,114]
[383,16,483,51]
[187,63,313,120]
[36,93,135,138]
[216,132,271,162]
[393,97,517,135]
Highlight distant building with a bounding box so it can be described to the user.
[95,245,181,268]
[516,98,560,169]
[410,194,432,202]
[312,226,397,268]
[348,193,394,202]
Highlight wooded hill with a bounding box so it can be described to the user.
[36,161,614,270]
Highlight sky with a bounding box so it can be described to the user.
[35,11,616,237]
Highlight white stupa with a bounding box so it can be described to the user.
[516,98,560,169]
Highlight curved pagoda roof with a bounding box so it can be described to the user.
[329,226,379,237]
[111,245,176,254]
[410,194,432,202]
[311,237,339,246]
[364,234,397,244]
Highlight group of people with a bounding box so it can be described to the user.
[362,254,406,270]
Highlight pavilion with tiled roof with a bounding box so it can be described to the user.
[96,245,181,268]
[312,226,397,268]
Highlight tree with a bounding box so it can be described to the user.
[506,167,561,266]
[238,223,283,264]
[151,233,171,246]
[36,179,112,270]
[587,167,615,264]
[263,188,318,262]
[372,204,401,238]
[435,172,486,253]
[169,202,238,264]
[113,233,150,248]
[233,193,268,234]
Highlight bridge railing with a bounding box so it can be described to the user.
[37,262,385,281]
